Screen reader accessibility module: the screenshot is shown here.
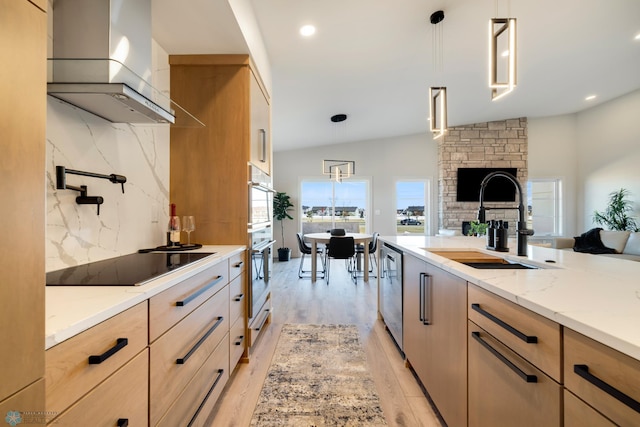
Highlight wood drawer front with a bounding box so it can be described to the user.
[564,328,640,427]
[156,335,230,427]
[52,349,148,427]
[149,261,228,342]
[0,379,44,424]
[230,316,246,371]
[229,273,245,323]
[468,321,562,427]
[228,251,246,281]
[150,286,229,425]
[564,389,616,427]
[468,284,562,381]
[45,302,147,414]
[249,298,271,348]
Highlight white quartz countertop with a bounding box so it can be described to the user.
[45,245,245,350]
[380,235,640,361]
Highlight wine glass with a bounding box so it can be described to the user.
[182,216,195,245]
[168,216,181,247]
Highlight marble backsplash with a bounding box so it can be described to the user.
[45,41,172,272]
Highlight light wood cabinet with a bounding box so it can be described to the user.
[250,71,271,175]
[0,0,46,406]
[564,389,615,427]
[403,253,467,427]
[51,350,148,427]
[467,284,562,427]
[564,328,640,427]
[45,302,148,418]
[468,321,562,427]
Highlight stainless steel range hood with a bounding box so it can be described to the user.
[48,0,202,126]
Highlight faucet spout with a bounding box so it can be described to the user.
[478,171,533,256]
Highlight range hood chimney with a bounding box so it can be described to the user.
[48,0,201,126]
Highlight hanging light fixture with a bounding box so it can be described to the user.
[429,10,448,139]
[489,1,517,100]
[322,160,355,183]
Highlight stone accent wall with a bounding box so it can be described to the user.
[438,117,528,235]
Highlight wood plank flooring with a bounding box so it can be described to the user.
[204,256,443,426]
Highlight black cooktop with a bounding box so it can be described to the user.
[46,252,215,286]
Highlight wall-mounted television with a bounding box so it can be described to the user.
[456,167,518,202]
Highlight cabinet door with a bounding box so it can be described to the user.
[403,254,467,427]
[468,321,562,427]
[250,71,271,174]
[0,0,46,403]
[564,390,615,427]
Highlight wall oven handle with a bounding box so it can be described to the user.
[88,338,128,364]
[471,303,538,343]
[472,331,537,383]
[176,276,224,307]
[187,369,225,427]
[176,316,224,364]
[574,364,640,413]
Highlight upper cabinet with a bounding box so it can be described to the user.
[0,0,46,408]
[250,69,271,175]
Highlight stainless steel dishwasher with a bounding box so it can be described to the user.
[379,242,403,352]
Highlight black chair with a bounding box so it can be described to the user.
[296,232,325,278]
[329,228,346,236]
[325,236,356,284]
[354,232,379,278]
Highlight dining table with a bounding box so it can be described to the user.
[303,232,373,282]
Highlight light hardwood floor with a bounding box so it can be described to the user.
[205,255,443,426]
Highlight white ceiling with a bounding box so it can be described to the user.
[153,0,640,152]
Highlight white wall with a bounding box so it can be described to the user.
[273,133,438,256]
[576,89,640,232]
[528,114,579,236]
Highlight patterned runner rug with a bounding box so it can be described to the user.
[250,324,388,426]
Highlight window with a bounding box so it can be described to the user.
[526,179,562,237]
[300,179,369,234]
[396,180,427,235]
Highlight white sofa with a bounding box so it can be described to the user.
[553,230,640,262]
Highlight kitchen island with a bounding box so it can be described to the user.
[380,235,640,427]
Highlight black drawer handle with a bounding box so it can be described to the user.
[176,316,224,364]
[254,308,271,332]
[88,338,128,364]
[471,303,538,344]
[233,261,244,268]
[472,331,537,383]
[233,293,245,302]
[419,273,432,325]
[117,419,128,427]
[187,369,225,427]
[234,335,245,346]
[574,364,640,413]
[176,276,224,307]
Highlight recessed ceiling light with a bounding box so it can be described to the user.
[300,25,316,37]
[585,95,596,101]
[501,50,510,57]
[635,33,640,41]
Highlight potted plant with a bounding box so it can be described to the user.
[273,191,294,261]
[467,220,488,236]
[593,188,639,231]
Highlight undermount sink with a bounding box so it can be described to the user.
[425,249,539,270]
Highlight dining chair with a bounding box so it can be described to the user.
[354,232,379,278]
[325,236,356,284]
[329,228,346,236]
[296,232,325,278]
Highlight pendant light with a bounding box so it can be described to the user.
[322,114,355,183]
[489,1,517,100]
[429,10,448,139]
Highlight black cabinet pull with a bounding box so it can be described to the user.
[574,364,640,413]
[233,293,245,302]
[472,331,537,383]
[233,261,244,268]
[254,308,271,331]
[187,369,225,427]
[176,317,224,364]
[117,419,128,427]
[88,338,128,364]
[471,303,538,343]
[234,335,245,346]
[419,273,431,325]
[176,276,224,307]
